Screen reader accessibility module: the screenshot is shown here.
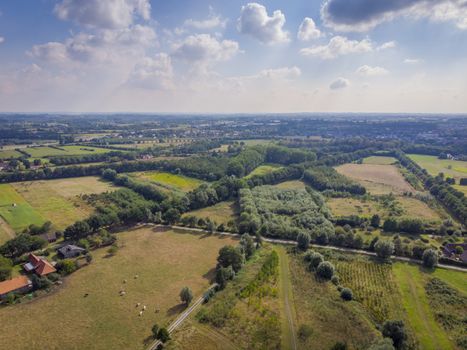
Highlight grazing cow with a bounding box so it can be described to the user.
[136,302,141,307]
[123,279,127,284]
[134,274,139,279]
[143,305,146,310]
[139,311,143,316]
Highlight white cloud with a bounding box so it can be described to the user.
[172,34,239,63]
[184,7,227,30]
[0,37,4,44]
[237,3,290,44]
[356,65,389,76]
[257,66,301,79]
[330,77,350,89]
[404,58,422,64]
[54,0,151,29]
[377,41,396,50]
[297,17,321,41]
[300,36,372,59]
[126,54,174,90]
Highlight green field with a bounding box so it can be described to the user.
[362,156,398,165]
[273,180,307,190]
[244,164,282,179]
[0,227,237,350]
[408,154,467,181]
[183,201,238,225]
[0,184,45,232]
[0,149,23,159]
[393,263,457,350]
[135,171,204,192]
[25,145,111,158]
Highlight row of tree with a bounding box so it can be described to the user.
[303,166,366,195]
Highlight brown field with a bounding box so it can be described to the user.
[273,180,307,190]
[336,164,414,194]
[11,177,114,230]
[0,227,237,350]
[183,201,238,225]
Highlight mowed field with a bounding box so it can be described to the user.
[134,171,204,192]
[25,145,111,158]
[183,201,238,225]
[362,156,398,165]
[244,164,282,178]
[0,227,237,350]
[0,149,23,159]
[11,177,115,229]
[336,163,415,194]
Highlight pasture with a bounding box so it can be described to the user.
[0,149,23,159]
[0,184,45,232]
[244,164,282,179]
[0,227,237,350]
[408,154,467,182]
[183,201,238,225]
[362,156,398,165]
[335,163,414,194]
[11,177,114,230]
[24,145,111,158]
[134,171,204,192]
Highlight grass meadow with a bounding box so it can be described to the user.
[362,156,398,165]
[0,227,237,350]
[183,201,238,225]
[0,149,23,159]
[134,171,204,192]
[25,145,111,158]
[244,164,283,179]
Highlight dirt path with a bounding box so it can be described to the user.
[276,246,297,350]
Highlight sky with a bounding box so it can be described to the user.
[0,0,466,113]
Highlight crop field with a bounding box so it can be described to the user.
[134,171,204,192]
[244,164,282,178]
[0,227,237,350]
[289,252,379,349]
[0,149,23,159]
[335,163,415,194]
[11,177,114,229]
[408,154,467,181]
[273,180,306,190]
[183,201,238,225]
[24,145,111,158]
[362,156,398,165]
[0,184,45,232]
[392,263,457,350]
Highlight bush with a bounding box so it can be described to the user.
[382,320,407,350]
[151,324,159,339]
[180,286,193,305]
[331,275,340,285]
[56,259,78,275]
[308,252,324,270]
[316,261,335,280]
[375,240,394,260]
[298,324,313,341]
[0,255,13,281]
[422,249,438,268]
[297,232,311,251]
[157,327,170,343]
[340,288,353,301]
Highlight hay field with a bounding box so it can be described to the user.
[335,163,414,194]
[0,227,237,350]
[362,156,398,165]
[134,171,204,192]
[183,201,238,225]
[244,164,282,179]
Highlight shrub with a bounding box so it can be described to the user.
[375,240,394,260]
[422,249,438,268]
[56,259,78,275]
[180,286,193,305]
[297,232,311,251]
[303,250,315,263]
[316,261,335,280]
[340,288,353,301]
[382,320,407,350]
[298,324,313,341]
[308,252,324,270]
[151,324,159,339]
[0,255,13,281]
[331,275,340,285]
[85,253,93,264]
[107,244,118,256]
[157,327,170,343]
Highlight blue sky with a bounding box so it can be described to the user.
[0,0,466,113]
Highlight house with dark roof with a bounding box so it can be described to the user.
[0,276,33,299]
[23,254,56,276]
[442,243,467,263]
[39,232,57,243]
[57,245,86,259]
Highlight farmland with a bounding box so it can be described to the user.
[134,171,204,192]
[23,145,112,158]
[0,149,23,160]
[408,154,467,181]
[335,163,414,194]
[273,180,306,190]
[0,227,237,350]
[244,164,282,178]
[183,201,238,226]
[362,156,398,165]
[11,177,114,230]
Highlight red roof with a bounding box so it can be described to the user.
[29,253,41,265]
[27,253,56,276]
[0,276,32,296]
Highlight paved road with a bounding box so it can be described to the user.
[163,224,467,273]
[147,284,217,350]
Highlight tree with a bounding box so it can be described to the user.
[422,249,438,268]
[56,259,77,275]
[375,240,394,261]
[215,266,235,289]
[297,232,311,251]
[382,320,407,350]
[340,288,353,301]
[180,287,193,305]
[157,327,170,343]
[309,252,324,270]
[217,245,244,272]
[371,214,381,228]
[383,218,398,232]
[240,233,255,259]
[316,261,335,280]
[164,208,180,225]
[0,255,13,281]
[151,324,159,339]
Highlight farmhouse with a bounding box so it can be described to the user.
[24,254,56,276]
[0,276,33,299]
[40,231,57,243]
[58,244,85,259]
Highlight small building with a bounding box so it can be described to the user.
[24,254,56,276]
[39,232,57,243]
[0,276,33,299]
[443,243,467,263]
[57,245,86,259]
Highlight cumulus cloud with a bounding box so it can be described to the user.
[237,3,290,44]
[330,77,350,89]
[126,53,174,89]
[321,0,467,32]
[257,66,301,79]
[377,41,397,50]
[54,0,151,29]
[184,7,227,30]
[300,35,372,59]
[404,58,422,64]
[297,17,321,41]
[172,34,239,63]
[356,65,389,76]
